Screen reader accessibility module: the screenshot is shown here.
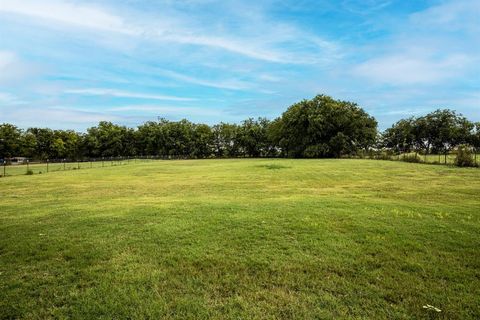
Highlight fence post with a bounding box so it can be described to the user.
[26,159,29,173]
[77,160,80,170]
[47,159,49,173]
[3,160,5,177]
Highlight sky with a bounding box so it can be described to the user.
[0,0,479,131]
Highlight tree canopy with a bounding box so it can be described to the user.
[1,94,478,161]
[382,109,475,155]
[271,95,377,158]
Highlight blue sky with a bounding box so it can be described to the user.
[0,0,478,131]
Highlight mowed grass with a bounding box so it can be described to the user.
[0,159,479,319]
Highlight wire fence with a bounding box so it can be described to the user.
[1,151,478,178]
[362,152,479,166]
[0,156,163,178]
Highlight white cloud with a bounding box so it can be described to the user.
[0,51,34,84]
[353,53,472,85]
[0,92,25,105]
[108,105,225,117]
[0,51,16,69]
[409,0,480,33]
[351,0,479,87]
[0,105,122,129]
[0,0,136,34]
[0,0,339,64]
[64,88,195,101]
[157,69,251,90]
[159,34,288,63]
[341,0,393,15]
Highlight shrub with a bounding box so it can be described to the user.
[455,145,476,167]
[401,154,421,163]
[26,169,34,175]
[374,152,392,160]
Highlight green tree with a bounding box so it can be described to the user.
[192,124,213,158]
[238,118,272,157]
[51,138,66,159]
[422,109,472,155]
[84,122,135,157]
[26,128,55,159]
[274,95,377,158]
[382,118,415,153]
[212,123,241,157]
[0,123,23,159]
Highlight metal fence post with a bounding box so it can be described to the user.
[3,160,5,177]
[47,159,49,173]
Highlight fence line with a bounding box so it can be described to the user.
[2,151,478,178]
[0,156,160,178]
[359,151,479,167]
[0,155,249,178]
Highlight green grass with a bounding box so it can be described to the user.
[0,158,150,177]
[1,159,479,319]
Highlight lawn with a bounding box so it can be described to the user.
[0,159,479,319]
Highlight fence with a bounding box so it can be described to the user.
[2,152,478,178]
[364,152,479,167]
[0,156,158,178]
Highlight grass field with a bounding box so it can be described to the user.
[1,159,479,319]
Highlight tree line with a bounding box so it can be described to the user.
[1,94,479,161]
[380,109,480,156]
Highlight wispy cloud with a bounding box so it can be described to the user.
[0,92,26,105]
[0,0,478,129]
[157,69,251,91]
[64,88,195,101]
[0,51,36,84]
[341,0,393,15]
[409,0,480,33]
[0,0,339,64]
[0,105,122,129]
[108,104,225,117]
[351,0,479,87]
[353,53,472,85]
[0,0,135,34]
